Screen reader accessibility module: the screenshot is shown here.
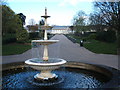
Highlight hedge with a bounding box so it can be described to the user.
[2,34,16,44]
[96,30,116,43]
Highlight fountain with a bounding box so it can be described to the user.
[1,8,120,89]
[25,7,66,82]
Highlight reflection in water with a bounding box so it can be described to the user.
[2,67,109,88]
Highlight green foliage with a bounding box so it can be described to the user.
[84,40,117,55]
[39,30,44,39]
[2,5,22,35]
[66,34,117,54]
[2,43,31,55]
[16,29,29,43]
[88,33,97,40]
[96,30,116,43]
[29,32,39,39]
[2,34,16,44]
[73,10,87,35]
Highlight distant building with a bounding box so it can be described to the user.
[48,26,72,34]
[25,25,73,34]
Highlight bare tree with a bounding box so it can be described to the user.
[89,13,105,31]
[28,19,36,25]
[93,1,120,32]
[90,1,120,49]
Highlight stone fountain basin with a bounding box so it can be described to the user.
[32,40,59,45]
[25,58,66,71]
[2,61,120,88]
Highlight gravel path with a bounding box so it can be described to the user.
[2,35,118,69]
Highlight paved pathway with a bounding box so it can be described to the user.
[2,35,118,69]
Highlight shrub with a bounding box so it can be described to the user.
[29,32,39,39]
[2,34,16,44]
[96,30,116,43]
[88,33,97,40]
[16,29,29,43]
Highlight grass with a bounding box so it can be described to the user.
[84,40,117,55]
[66,34,117,55]
[2,43,31,56]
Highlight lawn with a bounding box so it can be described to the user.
[66,35,117,55]
[84,40,117,55]
[2,43,31,55]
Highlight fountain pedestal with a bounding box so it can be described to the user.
[43,45,49,61]
[34,71,57,80]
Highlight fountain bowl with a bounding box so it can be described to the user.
[25,58,66,80]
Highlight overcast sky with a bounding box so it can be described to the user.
[7,0,94,26]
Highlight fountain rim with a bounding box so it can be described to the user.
[2,61,120,88]
[25,58,66,66]
[2,61,116,77]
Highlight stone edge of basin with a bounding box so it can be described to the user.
[2,61,120,88]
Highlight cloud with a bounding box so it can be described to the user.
[8,0,120,3]
[59,0,119,7]
[59,0,78,6]
[59,0,94,7]
[7,0,60,3]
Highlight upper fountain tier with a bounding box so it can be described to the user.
[41,7,50,19]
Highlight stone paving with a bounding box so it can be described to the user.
[2,35,118,69]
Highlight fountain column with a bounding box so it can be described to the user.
[44,14,47,40]
[43,7,49,61]
[43,45,48,61]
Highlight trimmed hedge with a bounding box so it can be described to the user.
[2,34,16,44]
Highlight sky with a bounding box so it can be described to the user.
[7,0,94,26]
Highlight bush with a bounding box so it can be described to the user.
[96,30,116,43]
[16,29,29,43]
[88,33,97,40]
[29,32,39,39]
[2,34,16,44]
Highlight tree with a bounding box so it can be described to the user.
[93,1,120,33]
[89,13,106,31]
[39,19,45,25]
[27,24,38,32]
[16,29,29,43]
[2,5,28,43]
[72,10,87,36]
[89,0,120,41]
[2,5,23,35]
[17,13,26,25]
